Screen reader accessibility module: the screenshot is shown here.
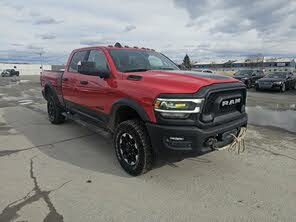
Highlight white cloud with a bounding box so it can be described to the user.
[0,0,295,64]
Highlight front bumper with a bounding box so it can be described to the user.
[146,114,248,155]
[256,83,282,90]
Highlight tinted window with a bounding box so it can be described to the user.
[69,51,88,72]
[108,49,179,72]
[87,50,109,71]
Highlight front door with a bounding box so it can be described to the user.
[75,49,111,122]
[62,50,89,109]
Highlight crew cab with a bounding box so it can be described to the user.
[40,43,248,176]
[233,69,265,88]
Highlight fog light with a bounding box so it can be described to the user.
[169,137,185,141]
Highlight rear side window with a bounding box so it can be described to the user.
[87,50,109,71]
[68,50,88,72]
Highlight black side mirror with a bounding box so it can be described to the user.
[78,61,110,78]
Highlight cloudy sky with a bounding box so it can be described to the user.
[0,0,295,64]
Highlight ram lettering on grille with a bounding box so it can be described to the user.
[221,98,241,107]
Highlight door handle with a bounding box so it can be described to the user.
[80,80,88,85]
[62,77,68,81]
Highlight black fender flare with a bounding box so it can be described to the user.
[109,98,150,130]
[44,81,60,103]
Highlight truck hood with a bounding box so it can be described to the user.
[125,70,239,94]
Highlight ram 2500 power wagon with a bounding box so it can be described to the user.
[40,44,248,176]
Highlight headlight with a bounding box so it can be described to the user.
[154,98,203,119]
[273,81,282,85]
[255,80,258,84]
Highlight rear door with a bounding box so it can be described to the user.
[74,49,111,122]
[62,50,88,108]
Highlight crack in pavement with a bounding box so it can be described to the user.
[0,133,95,158]
[0,157,71,222]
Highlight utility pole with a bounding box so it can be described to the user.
[38,51,43,70]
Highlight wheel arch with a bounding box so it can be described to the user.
[109,98,150,131]
[44,81,60,104]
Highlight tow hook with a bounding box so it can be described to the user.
[206,128,247,154]
[205,137,218,150]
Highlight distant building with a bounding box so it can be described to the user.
[263,58,296,73]
[192,58,296,73]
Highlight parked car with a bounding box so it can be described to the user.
[40,44,248,176]
[255,72,296,92]
[1,69,20,77]
[233,70,265,88]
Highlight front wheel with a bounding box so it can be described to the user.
[280,84,286,92]
[246,81,252,89]
[47,95,65,124]
[114,119,153,176]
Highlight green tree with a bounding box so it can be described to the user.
[182,54,192,69]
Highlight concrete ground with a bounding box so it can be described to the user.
[0,76,295,222]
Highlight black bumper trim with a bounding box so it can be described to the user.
[146,115,248,154]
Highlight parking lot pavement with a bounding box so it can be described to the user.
[0,76,296,221]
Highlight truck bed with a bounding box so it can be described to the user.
[40,70,64,101]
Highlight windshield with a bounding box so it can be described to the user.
[266,72,287,79]
[108,49,179,72]
[234,70,253,76]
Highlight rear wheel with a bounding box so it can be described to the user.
[47,95,65,124]
[114,119,153,176]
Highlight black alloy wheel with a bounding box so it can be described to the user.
[114,119,153,176]
[118,133,139,166]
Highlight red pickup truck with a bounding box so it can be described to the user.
[41,44,248,175]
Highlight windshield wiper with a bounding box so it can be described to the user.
[123,68,150,73]
[157,67,175,70]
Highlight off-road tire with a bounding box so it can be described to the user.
[47,94,65,124]
[114,119,153,176]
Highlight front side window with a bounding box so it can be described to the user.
[69,50,88,72]
[87,50,109,71]
[108,49,179,72]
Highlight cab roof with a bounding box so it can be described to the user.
[74,42,155,52]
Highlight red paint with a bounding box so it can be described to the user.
[41,46,239,123]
